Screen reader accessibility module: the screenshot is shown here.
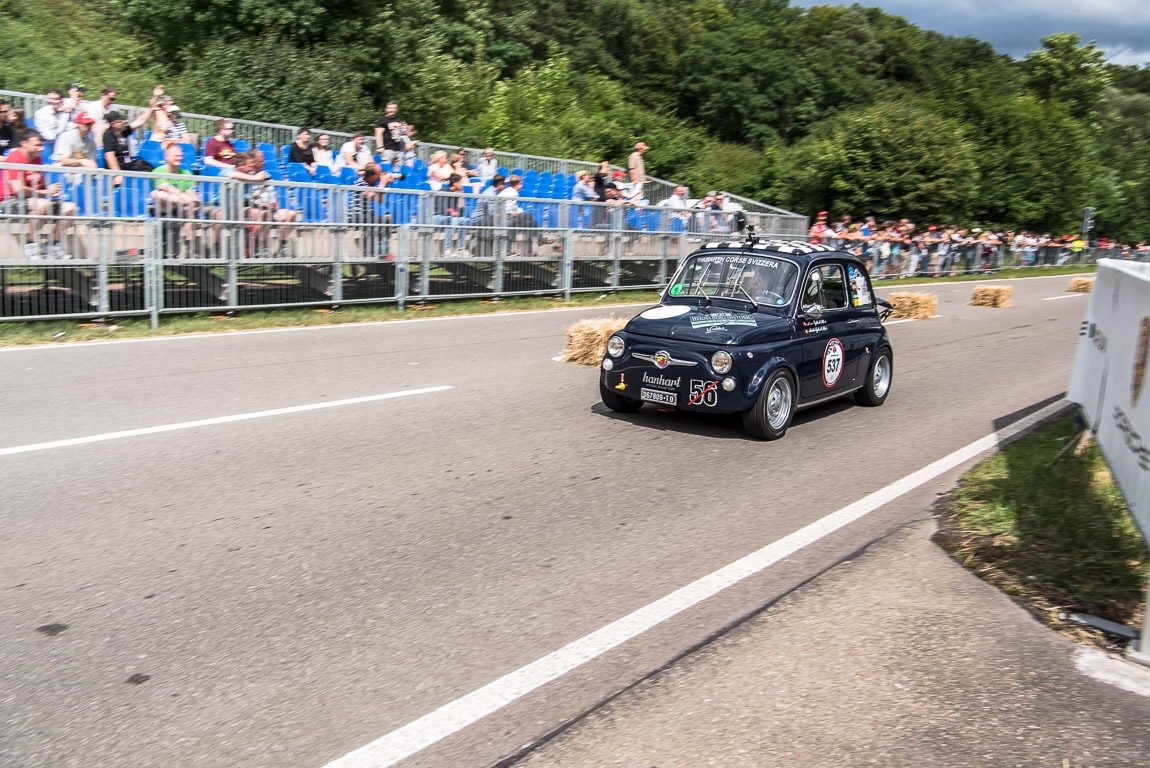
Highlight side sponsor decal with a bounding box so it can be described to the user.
[802,318,828,335]
[689,313,757,329]
[823,338,844,387]
[642,372,681,389]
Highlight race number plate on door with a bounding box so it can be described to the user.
[823,338,844,387]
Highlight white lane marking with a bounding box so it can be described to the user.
[1043,293,1087,301]
[0,386,452,457]
[321,398,1069,768]
[1074,648,1150,698]
[0,304,652,352]
[884,319,916,325]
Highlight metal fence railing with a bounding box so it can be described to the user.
[0,163,810,324]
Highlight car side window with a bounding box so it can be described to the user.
[847,264,874,308]
[820,265,847,309]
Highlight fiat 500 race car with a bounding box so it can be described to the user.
[599,238,894,439]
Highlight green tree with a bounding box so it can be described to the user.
[771,101,978,222]
[1023,33,1112,120]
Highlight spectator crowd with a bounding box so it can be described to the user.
[4,82,1148,266]
[808,212,1150,276]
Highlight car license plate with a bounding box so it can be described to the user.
[641,388,677,406]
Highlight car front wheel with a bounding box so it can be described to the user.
[855,348,893,406]
[600,377,643,413]
[743,369,795,440]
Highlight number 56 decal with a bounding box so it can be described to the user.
[689,379,719,407]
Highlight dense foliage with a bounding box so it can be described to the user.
[3,0,1149,239]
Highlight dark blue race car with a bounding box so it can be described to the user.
[599,237,894,439]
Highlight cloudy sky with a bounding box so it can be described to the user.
[791,0,1150,65]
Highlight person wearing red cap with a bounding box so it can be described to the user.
[52,111,98,168]
[808,210,831,243]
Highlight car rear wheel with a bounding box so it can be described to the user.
[855,348,893,406]
[743,369,795,440]
[600,378,643,413]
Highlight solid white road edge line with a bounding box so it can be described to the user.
[0,386,453,457]
[0,304,653,352]
[1043,293,1088,301]
[321,397,1070,768]
[884,318,916,325]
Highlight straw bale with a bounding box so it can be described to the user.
[887,292,937,320]
[1069,277,1094,293]
[562,316,628,365]
[970,285,1013,308]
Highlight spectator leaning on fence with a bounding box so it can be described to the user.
[151,144,202,249]
[347,162,395,258]
[2,131,78,258]
[203,120,238,169]
[571,171,598,202]
[433,173,469,252]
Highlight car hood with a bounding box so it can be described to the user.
[625,304,793,345]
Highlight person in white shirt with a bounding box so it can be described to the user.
[33,90,70,155]
[337,131,373,174]
[82,85,118,143]
[498,175,537,255]
[475,147,498,181]
[52,111,98,168]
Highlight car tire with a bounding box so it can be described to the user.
[855,347,893,407]
[600,377,643,413]
[743,369,795,440]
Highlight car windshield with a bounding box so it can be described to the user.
[667,253,800,309]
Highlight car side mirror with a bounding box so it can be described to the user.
[802,304,824,319]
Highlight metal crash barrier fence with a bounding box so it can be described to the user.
[0,163,809,325]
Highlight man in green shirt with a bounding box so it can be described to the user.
[151,144,201,249]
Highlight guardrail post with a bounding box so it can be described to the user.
[146,219,164,328]
[560,202,573,301]
[610,208,622,290]
[397,222,411,309]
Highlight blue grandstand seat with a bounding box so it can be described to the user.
[280,145,291,167]
[496,166,509,177]
[511,168,524,178]
[315,167,335,185]
[287,162,310,179]
[233,140,252,153]
[116,177,152,217]
[339,167,358,185]
[256,142,276,155]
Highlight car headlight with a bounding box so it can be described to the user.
[711,350,733,374]
[607,335,625,358]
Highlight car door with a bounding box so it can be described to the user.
[798,262,863,399]
[844,261,884,373]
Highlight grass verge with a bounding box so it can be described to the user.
[0,291,663,347]
[934,412,1148,651]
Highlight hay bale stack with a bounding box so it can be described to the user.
[971,285,1013,308]
[1069,277,1094,293]
[887,292,937,320]
[562,316,628,365]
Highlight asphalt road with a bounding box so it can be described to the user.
[0,276,1093,768]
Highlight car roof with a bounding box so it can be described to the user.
[690,239,865,270]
